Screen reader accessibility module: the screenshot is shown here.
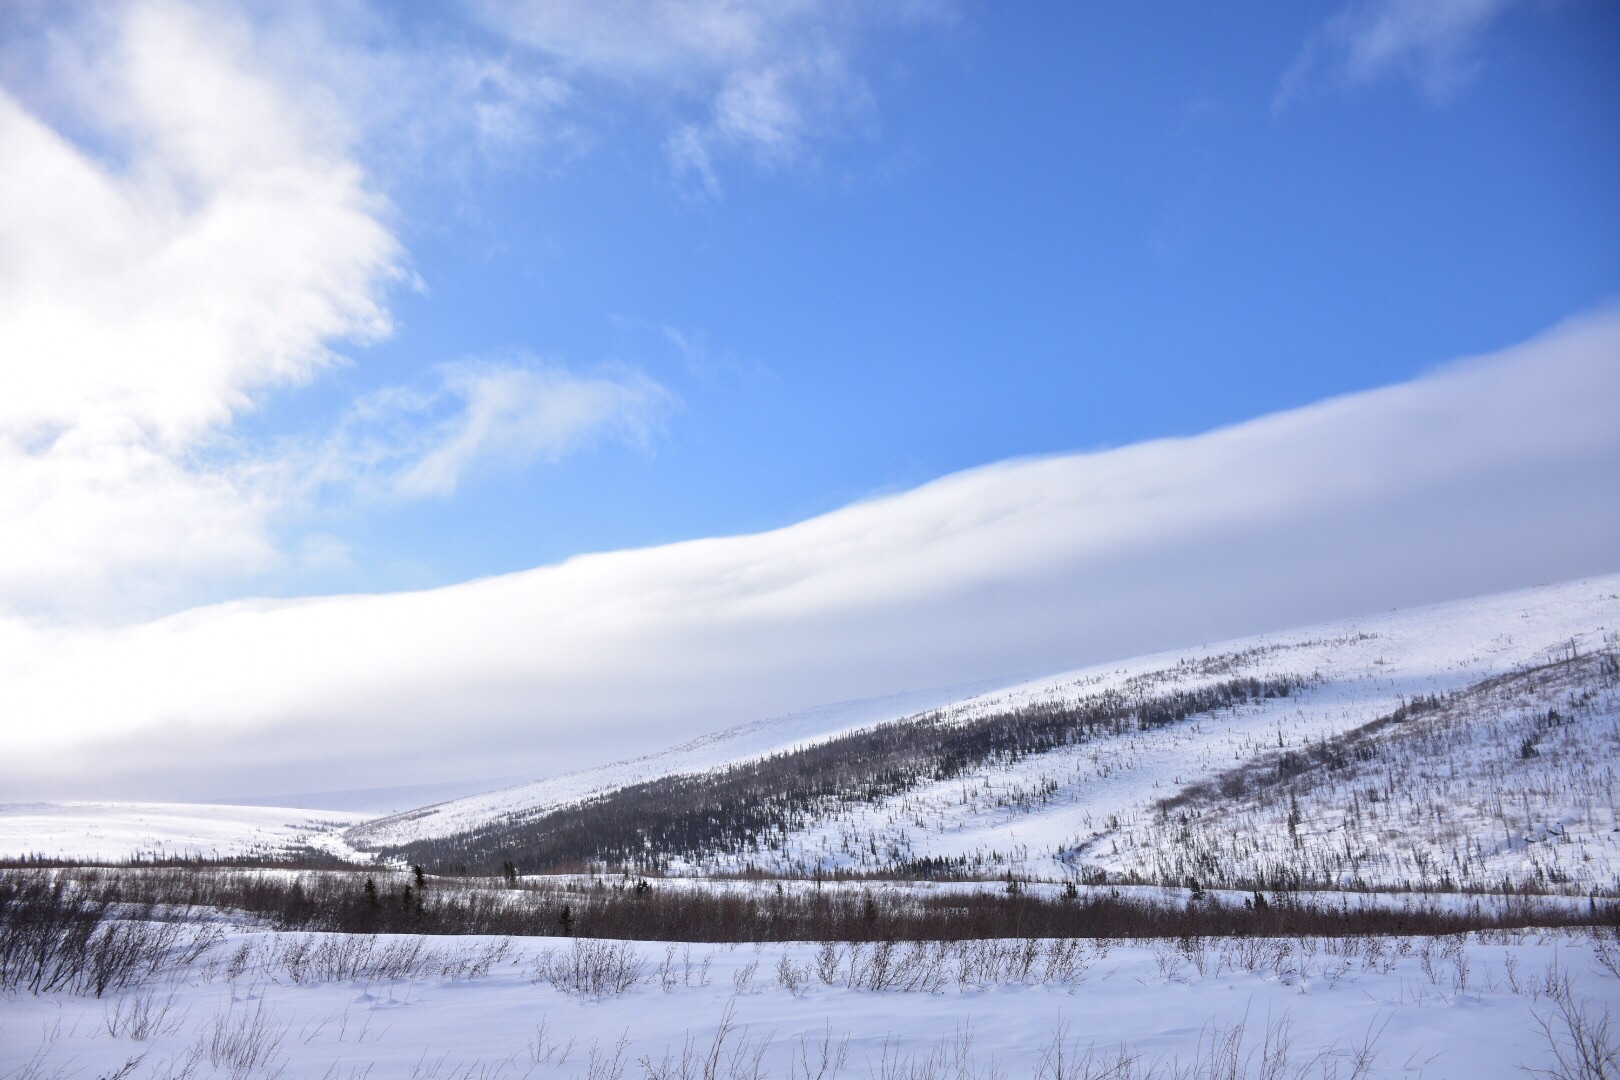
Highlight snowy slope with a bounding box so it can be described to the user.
[1106,648,1620,893]
[223,775,536,815]
[352,574,1620,891]
[346,676,1024,848]
[691,575,1620,887]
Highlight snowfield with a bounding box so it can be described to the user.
[3,923,1619,1079]
[0,802,366,863]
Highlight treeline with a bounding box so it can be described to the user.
[4,868,1610,946]
[375,674,1312,875]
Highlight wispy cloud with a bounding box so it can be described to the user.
[474,0,942,195]
[3,311,1615,800]
[1276,0,1525,109]
[319,360,673,500]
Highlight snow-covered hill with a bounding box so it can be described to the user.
[344,675,1024,849]
[351,574,1620,893]
[8,575,1616,889]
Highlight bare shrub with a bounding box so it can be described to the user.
[104,979,188,1040]
[202,997,289,1079]
[527,1015,577,1069]
[535,937,647,998]
[0,872,220,997]
[775,952,808,996]
[1042,938,1091,983]
[1529,983,1620,1079]
[587,1032,632,1080]
[257,932,512,986]
[435,936,514,981]
[1033,1020,1142,1080]
[9,865,1607,946]
[789,1022,849,1080]
[1591,929,1620,980]
[639,1001,772,1080]
[815,941,841,985]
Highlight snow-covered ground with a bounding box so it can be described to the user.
[3,924,1618,1079]
[0,802,366,863]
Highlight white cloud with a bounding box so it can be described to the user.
[317,360,673,499]
[474,0,790,78]
[0,1,405,619]
[463,60,575,160]
[0,2,665,621]
[1277,0,1524,108]
[2,311,1615,800]
[475,0,931,194]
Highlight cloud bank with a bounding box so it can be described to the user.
[2,311,1616,801]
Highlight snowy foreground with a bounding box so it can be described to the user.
[4,927,1619,1079]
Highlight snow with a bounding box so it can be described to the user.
[2,924,1618,1078]
[4,577,1620,1075]
[642,575,1620,888]
[347,676,1025,849]
[0,802,367,863]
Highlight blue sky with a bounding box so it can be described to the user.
[20,0,1605,601]
[314,0,1620,588]
[2,0,1618,798]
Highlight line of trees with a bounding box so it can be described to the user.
[5,867,1609,947]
